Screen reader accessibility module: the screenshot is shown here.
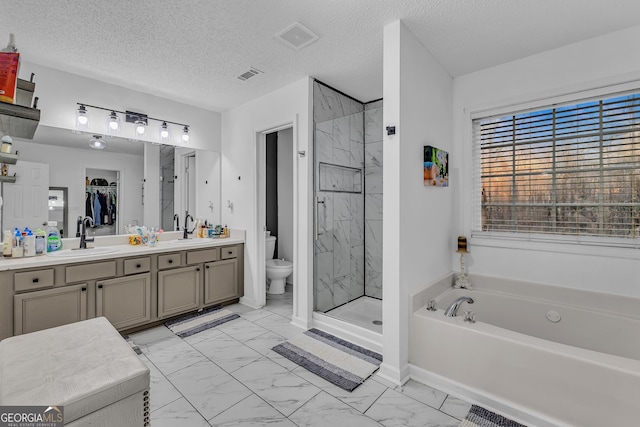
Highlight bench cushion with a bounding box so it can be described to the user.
[0,317,149,424]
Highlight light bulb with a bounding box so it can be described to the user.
[76,105,89,128]
[135,120,146,136]
[159,121,169,142]
[108,111,119,132]
[182,126,190,143]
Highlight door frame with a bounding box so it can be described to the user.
[254,118,298,311]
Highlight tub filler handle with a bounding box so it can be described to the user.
[444,296,474,317]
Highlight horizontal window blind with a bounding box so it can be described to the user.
[474,93,640,238]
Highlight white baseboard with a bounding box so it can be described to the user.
[376,362,410,387]
[290,315,310,330]
[408,364,562,427]
[239,296,262,310]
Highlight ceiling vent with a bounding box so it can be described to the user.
[237,67,263,81]
[275,22,319,51]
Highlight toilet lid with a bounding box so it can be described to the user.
[266,259,292,268]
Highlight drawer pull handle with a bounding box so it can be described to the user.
[98,284,103,289]
[168,259,173,264]
[32,278,39,283]
[228,251,233,255]
[136,264,141,268]
[196,267,201,271]
[81,287,87,292]
[206,265,210,269]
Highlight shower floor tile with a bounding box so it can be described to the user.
[325,296,382,333]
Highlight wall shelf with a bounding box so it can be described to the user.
[0,152,18,165]
[0,175,16,183]
[0,78,40,139]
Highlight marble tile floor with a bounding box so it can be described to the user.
[129,289,472,426]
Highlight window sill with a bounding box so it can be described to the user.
[470,232,640,260]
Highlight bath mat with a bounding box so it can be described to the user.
[460,405,527,427]
[165,306,240,338]
[123,336,142,355]
[271,328,382,392]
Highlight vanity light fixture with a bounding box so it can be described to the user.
[74,103,191,144]
[107,111,120,134]
[76,104,89,129]
[159,121,170,143]
[88,135,106,150]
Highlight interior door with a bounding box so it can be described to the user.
[3,160,49,231]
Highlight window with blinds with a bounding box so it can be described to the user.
[474,92,640,239]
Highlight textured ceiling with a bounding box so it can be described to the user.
[4,1,640,112]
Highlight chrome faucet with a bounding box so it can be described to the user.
[444,296,474,317]
[79,216,95,249]
[173,214,180,231]
[183,214,194,239]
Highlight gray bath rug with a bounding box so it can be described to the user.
[165,306,240,338]
[123,335,142,355]
[272,328,382,392]
[461,405,527,427]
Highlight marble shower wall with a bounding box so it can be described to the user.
[313,82,365,312]
[364,100,383,299]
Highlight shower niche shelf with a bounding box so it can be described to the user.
[318,162,362,193]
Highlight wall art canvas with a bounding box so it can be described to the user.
[424,145,449,187]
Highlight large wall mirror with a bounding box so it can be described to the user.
[2,125,221,236]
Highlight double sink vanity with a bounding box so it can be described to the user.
[0,230,244,340]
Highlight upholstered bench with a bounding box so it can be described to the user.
[0,317,150,426]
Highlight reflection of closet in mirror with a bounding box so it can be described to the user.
[48,187,68,238]
[160,145,175,231]
[85,168,119,236]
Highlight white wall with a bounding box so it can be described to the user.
[453,24,640,298]
[20,61,221,151]
[277,127,294,270]
[381,21,454,384]
[221,77,312,326]
[12,140,144,235]
[143,144,160,227]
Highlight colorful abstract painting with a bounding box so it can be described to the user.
[424,145,449,187]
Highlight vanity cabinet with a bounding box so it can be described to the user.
[96,273,151,330]
[14,283,88,335]
[157,265,201,318]
[1,242,244,339]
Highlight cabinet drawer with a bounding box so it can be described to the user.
[124,257,151,275]
[187,248,219,264]
[66,261,116,283]
[220,246,238,260]
[14,269,55,292]
[158,253,182,270]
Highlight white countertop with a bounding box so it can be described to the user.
[0,230,245,271]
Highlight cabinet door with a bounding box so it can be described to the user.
[157,266,200,318]
[96,273,151,330]
[204,258,238,306]
[14,284,88,335]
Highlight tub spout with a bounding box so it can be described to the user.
[444,296,474,317]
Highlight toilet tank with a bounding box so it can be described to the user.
[265,235,277,259]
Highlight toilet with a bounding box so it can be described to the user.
[265,232,293,294]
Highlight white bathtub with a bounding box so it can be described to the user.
[409,273,640,427]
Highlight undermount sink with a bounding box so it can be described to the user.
[47,247,121,257]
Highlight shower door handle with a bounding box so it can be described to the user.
[315,196,325,240]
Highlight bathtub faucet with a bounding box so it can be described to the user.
[444,296,474,317]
